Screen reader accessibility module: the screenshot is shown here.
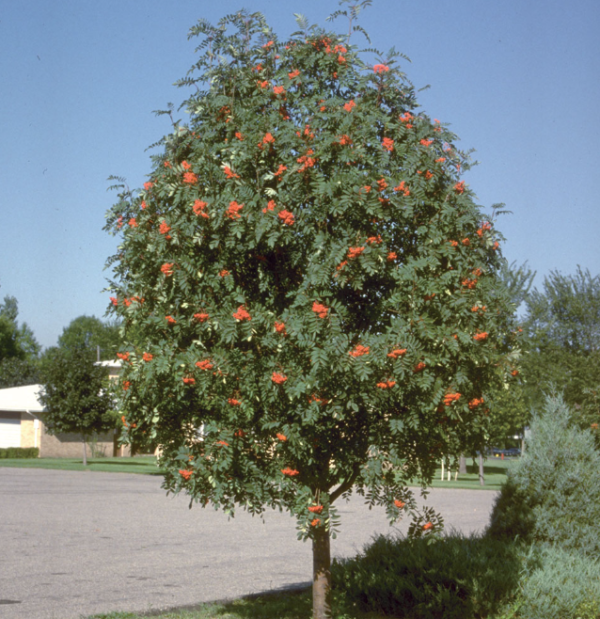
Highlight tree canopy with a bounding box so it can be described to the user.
[485,261,535,447]
[57,315,122,362]
[105,8,519,617]
[39,345,114,465]
[522,267,600,428]
[0,295,40,362]
[0,357,40,389]
[0,295,41,388]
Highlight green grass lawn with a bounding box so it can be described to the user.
[0,455,163,475]
[85,587,385,619]
[425,457,517,491]
[0,454,517,488]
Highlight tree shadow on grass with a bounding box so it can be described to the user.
[214,586,314,619]
[121,584,316,619]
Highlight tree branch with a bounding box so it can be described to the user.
[330,463,360,503]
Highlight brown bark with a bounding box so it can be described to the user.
[81,436,87,466]
[311,465,358,618]
[459,454,467,474]
[312,526,332,619]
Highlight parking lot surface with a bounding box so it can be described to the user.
[0,468,497,619]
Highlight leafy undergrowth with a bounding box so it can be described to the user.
[332,532,522,619]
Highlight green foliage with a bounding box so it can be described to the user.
[523,267,600,429]
[0,357,40,388]
[487,381,528,448]
[0,313,21,360]
[0,447,39,459]
[484,261,535,448]
[331,532,521,618]
[500,261,535,310]
[516,545,600,619]
[57,315,122,362]
[487,394,600,554]
[39,345,114,439]
[14,322,41,359]
[105,9,518,539]
[0,295,40,365]
[0,296,41,388]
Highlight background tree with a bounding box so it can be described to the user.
[39,345,114,465]
[522,267,600,429]
[0,358,41,389]
[0,295,41,388]
[57,315,122,362]
[500,260,536,312]
[486,261,536,450]
[105,8,518,617]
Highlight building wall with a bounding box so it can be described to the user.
[2,409,135,458]
[20,414,41,449]
[39,427,118,458]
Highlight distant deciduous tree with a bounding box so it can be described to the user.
[0,358,40,389]
[39,346,114,465]
[523,267,600,429]
[0,295,41,387]
[486,262,536,449]
[0,313,22,362]
[58,315,122,362]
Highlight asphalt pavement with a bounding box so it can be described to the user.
[0,468,498,619]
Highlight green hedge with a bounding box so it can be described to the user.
[0,447,40,459]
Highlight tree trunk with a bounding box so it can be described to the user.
[459,454,467,474]
[82,435,87,466]
[478,452,485,486]
[312,526,332,619]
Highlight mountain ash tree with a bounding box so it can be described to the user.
[105,8,518,617]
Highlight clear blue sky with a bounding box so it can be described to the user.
[1,0,599,349]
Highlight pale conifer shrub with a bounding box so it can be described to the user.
[488,393,600,554]
[516,545,600,619]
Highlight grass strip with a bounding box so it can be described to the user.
[84,587,385,619]
[0,456,516,489]
[0,456,162,475]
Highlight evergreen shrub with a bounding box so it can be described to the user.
[487,394,600,555]
[331,532,520,618]
[516,545,600,619]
